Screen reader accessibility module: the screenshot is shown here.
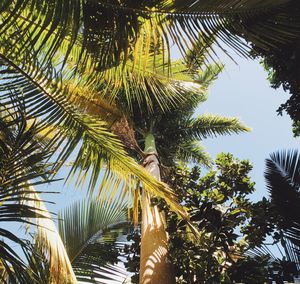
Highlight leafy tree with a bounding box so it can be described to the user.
[126,153,275,283]
[165,153,258,283]
[249,1,300,136]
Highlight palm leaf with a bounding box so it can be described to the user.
[186,114,250,140]
[1,0,298,71]
[59,199,132,283]
[265,149,300,258]
[0,110,56,281]
[176,141,213,168]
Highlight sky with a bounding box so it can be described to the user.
[197,55,299,201]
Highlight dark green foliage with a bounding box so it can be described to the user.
[264,150,300,271]
[226,255,269,284]
[241,197,278,248]
[124,230,141,284]
[165,153,257,283]
[250,1,300,136]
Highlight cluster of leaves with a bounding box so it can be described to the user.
[124,230,141,284]
[165,153,259,283]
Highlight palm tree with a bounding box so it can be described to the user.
[0,1,298,282]
[130,70,249,283]
[70,53,250,283]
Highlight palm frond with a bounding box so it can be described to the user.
[176,141,213,168]
[0,3,203,114]
[187,114,250,140]
[265,149,300,257]
[68,50,205,114]
[58,199,127,261]
[72,224,132,283]
[0,110,55,281]
[1,0,298,71]
[59,199,131,283]
[27,189,77,283]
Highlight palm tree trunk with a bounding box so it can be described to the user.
[139,133,175,284]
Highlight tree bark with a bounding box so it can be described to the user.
[139,133,175,284]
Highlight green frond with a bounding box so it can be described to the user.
[58,199,127,261]
[176,141,213,168]
[265,149,300,258]
[1,0,298,82]
[69,50,205,114]
[195,64,224,88]
[187,114,251,140]
[58,199,131,282]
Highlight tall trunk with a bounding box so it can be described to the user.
[139,133,175,284]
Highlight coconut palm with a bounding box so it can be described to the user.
[70,53,250,283]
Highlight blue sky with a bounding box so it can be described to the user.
[197,55,299,201]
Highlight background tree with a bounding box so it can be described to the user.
[249,0,300,136]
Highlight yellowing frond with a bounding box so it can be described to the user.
[27,187,77,284]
